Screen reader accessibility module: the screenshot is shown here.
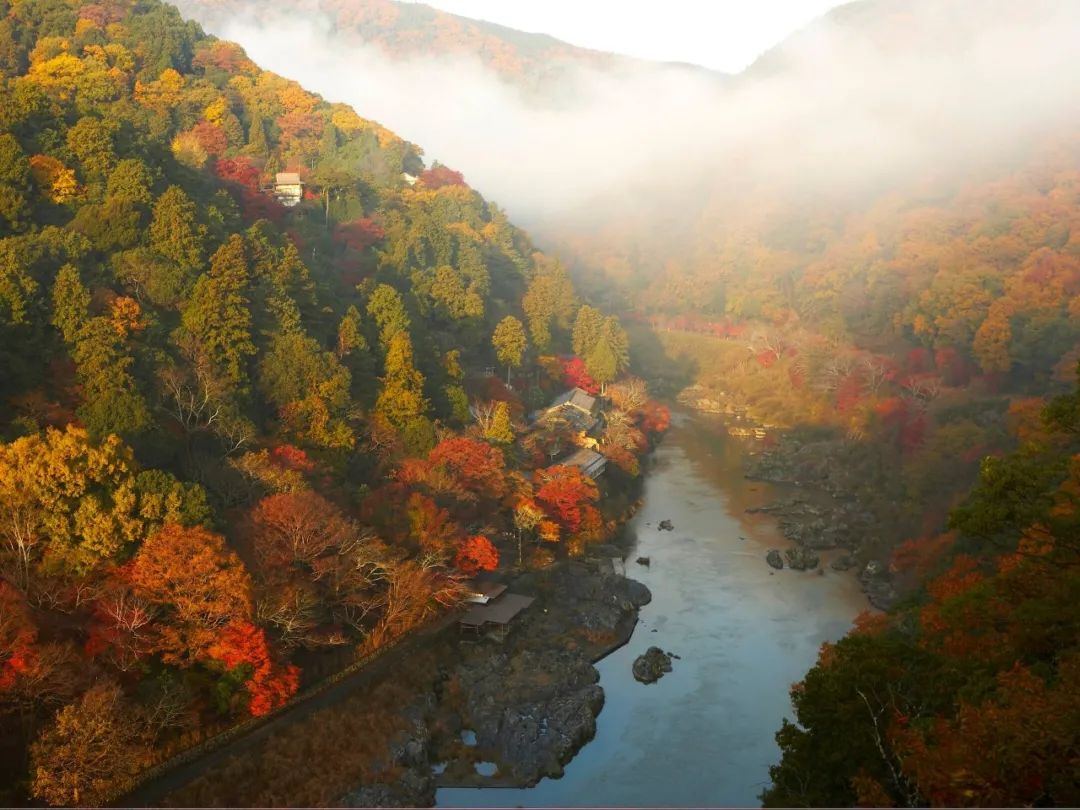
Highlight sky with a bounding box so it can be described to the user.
[413,0,850,72]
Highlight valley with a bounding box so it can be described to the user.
[1,0,1079,806]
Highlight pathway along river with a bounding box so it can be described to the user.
[438,409,868,808]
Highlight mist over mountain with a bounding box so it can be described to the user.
[174,0,663,92]
[173,0,1080,295]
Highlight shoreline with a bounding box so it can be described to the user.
[152,409,867,808]
[339,453,659,804]
[677,394,896,609]
[337,549,654,805]
[152,451,658,807]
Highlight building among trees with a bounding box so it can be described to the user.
[273,172,304,207]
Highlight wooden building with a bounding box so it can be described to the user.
[274,172,304,207]
[561,447,608,479]
[459,592,535,636]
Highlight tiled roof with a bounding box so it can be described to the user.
[561,447,607,477]
[550,387,597,413]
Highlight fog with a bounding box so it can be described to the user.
[181,0,1080,247]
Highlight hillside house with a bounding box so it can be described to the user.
[274,172,304,207]
[550,387,597,418]
[531,387,600,432]
[561,447,608,479]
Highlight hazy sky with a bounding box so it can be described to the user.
[416,0,849,72]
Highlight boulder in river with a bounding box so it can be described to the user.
[657,520,674,531]
[766,549,784,570]
[830,554,855,571]
[632,647,673,684]
[784,546,820,571]
[636,556,650,566]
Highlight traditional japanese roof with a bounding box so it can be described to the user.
[459,593,536,627]
[561,447,608,478]
[549,387,597,414]
[463,579,508,604]
[275,172,303,186]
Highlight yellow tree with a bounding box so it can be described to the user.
[30,681,150,806]
[28,155,80,204]
[374,332,433,455]
[0,426,208,586]
[492,315,527,384]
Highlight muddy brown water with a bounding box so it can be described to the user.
[436,409,867,808]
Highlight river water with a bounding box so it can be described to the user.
[438,410,867,808]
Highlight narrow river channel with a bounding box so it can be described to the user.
[438,409,868,808]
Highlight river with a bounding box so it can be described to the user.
[437,409,867,808]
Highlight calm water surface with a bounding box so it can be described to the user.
[437,410,867,808]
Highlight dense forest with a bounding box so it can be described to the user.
[0,0,664,804]
[763,371,1080,806]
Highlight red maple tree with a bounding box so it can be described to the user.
[419,165,466,189]
[454,535,499,576]
[209,620,300,717]
[534,465,599,533]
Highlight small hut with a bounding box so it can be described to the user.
[274,172,304,207]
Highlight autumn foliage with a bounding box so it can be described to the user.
[534,465,600,536]
[0,0,653,801]
[419,165,466,189]
[427,436,508,501]
[765,377,1080,808]
[208,621,300,716]
[454,535,499,576]
[0,583,36,691]
[130,524,253,665]
[560,356,599,395]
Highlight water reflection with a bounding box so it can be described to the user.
[437,411,866,808]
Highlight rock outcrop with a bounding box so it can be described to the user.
[434,563,652,787]
[784,546,820,571]
[632,647,674,684]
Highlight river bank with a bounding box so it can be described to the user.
[345,560,653,806]
[674,386,901,608]
[153,409,866,807]
[151,464,655,806]
[155,545,652,807]
[741,435,900,609]
[438,409,866,808]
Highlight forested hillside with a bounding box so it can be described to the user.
[763,370,1080,807]
[0,0,661,804]
[3,0,1079,805]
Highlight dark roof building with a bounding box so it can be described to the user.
[561,447,608,479]
[531,387,601,432]
[459,593,536,632]
[463,578,508,604]
[549,387,598,415]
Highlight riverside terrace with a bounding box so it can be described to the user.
[458,592,536,637]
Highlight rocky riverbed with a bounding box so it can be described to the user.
[744,437,900,609]
[340,558,651,806]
